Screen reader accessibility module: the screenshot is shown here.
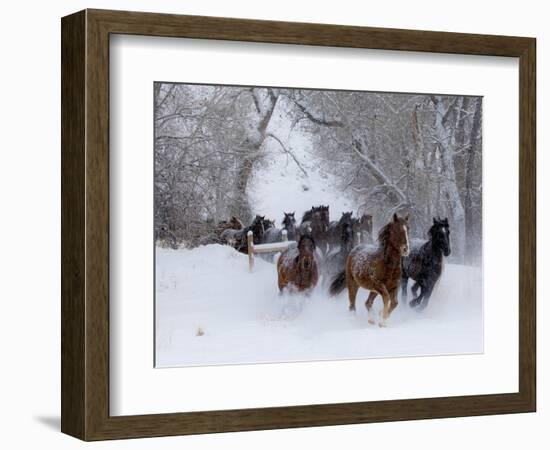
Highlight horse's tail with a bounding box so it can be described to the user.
[329,270,347,296]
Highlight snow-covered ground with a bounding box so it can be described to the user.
[155,116,482,368]
[155,244,482,368]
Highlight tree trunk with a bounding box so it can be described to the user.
[432,97,466,261]
[464,98,482,264]
[230,89,280,221]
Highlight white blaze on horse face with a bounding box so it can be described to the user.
[402,225,410,256]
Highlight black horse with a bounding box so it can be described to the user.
[263,212,298,244]
[300,205,330,255]
[326,211,354,251]
[220,215,266,254]
[263,218,276,231]
[401,217,451,310]
[352,214,373,244]
[323,217,354,288]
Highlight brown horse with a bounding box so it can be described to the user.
[277,235,319,293]
[199,216,244,246]
[330,213,410,327]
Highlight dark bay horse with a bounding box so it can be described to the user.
[199,216,244,246]
[220,215,266,254]
[323,216,354,287]
[327,211,354,251]
[300,205,330,255]
[277,235,319,293]
[352,214,373,244]
[330,214,410,327]
[263,212,298,244]
[401,217,451,310]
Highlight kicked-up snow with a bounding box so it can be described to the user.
[155,244,482,368]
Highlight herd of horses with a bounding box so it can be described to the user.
[208,206,451,327]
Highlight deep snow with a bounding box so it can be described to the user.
[155,119,482,368]
[155,244,482,368]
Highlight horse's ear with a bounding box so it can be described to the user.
[393,213,399,222]
[433,217,437,225]
[404,213,409,222]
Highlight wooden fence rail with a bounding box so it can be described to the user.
[247,230,296,272]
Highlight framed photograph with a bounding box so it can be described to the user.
[61,9,536,441]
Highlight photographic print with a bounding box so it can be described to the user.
[154,82,483,368]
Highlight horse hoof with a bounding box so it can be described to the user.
[368,319,376,325]
[378,322,387,328]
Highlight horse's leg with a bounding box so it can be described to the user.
[409,282,424,308]
[365,291,378,325]
[417,282,435,311]
[347,276,359,313]
[378,286,392,327]
[409,292,424,308]
[388,286,399,317]
[277,268,286,293]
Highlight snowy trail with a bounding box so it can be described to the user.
[155,245,482,368]
[247,122,356,223]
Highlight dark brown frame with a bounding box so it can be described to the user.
[61,9,536,441]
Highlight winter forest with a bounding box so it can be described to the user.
[154,82,482,264]
[154,82,483,367]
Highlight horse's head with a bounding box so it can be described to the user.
[379,213,410,256]
[252,215,266,235]
[229,216,243,229]
[360,214,373,235]
[430,217,451,257]
[320,205,330,230]
[296,235,316,270]
[282,212,296,230]
[339,211,353,226]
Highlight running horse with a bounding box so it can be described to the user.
[300,205,330,255]
[330,213,410,327]
[401,217,451,310]
[277,235,319,293]
[220,215,266,254]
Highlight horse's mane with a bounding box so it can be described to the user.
[303,205,329,223]
[302,208,315,223]
[428,223,439,238]
[377,221,394,248]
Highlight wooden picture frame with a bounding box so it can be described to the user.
[61,9,536,441]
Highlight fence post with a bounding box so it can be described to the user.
[247,231,254,272]
[282,229,288,242]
